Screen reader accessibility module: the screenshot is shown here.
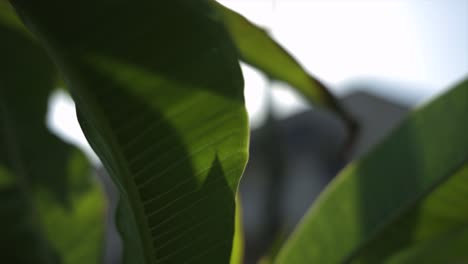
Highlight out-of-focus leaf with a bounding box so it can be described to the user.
[258,230,287,264]
[0,0,28,35]
[37,152,105,264]
[0,166,58,263]
[213,2,353,128]
[0,156,105,264]
[230,198,244,264]
[0,22,104,264]
[276,78,468,263]
[0,23,66,201]
[386,212,468,263]
[12,1,249,263]
[0,20,59,263]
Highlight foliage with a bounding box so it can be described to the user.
[276,79,468,263]
[0,11,104,263]
[1,0,467,263]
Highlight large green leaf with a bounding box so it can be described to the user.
[0,20,104,264]
[11,1,249,263]
[276,78,468,263]
[213,2,355,129]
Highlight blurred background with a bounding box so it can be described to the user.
[47,1,468,263]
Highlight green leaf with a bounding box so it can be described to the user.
[0,0,28,36]
[36,152,105,264]
[11,1,249,263]
[213,2,354,128]
[0,24,56,263]
[0,22,104,264]
[0,22,66,202]
[230,197,245,264]
[0,167,58,263]
[0,155,105,264]
[276,78,468,263]
[386,212,468,263]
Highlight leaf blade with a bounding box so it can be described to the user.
[384,165,468,264]
[276,78,468,263]
[11,1,249,263]
[0,21,104,264]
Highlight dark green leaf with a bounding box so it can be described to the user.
[0,21,104,264]
[36,152,105,264]
[386,210,468,263]
[0,166,58,263]
[0,155,105,264]
[0,22,66,202]
[276,78,468,263]
[0,0,28,35]
[11,1,249,263]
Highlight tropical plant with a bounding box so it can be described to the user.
[0,1,467,263]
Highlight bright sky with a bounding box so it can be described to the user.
[48,0,468,161]
[220,0,468,123]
